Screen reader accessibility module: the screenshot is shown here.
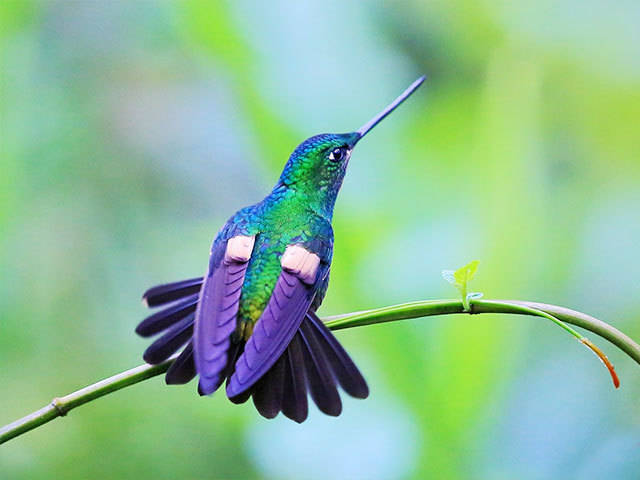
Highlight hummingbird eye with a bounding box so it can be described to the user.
[328,147,348,162]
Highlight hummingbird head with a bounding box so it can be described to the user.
[275,76,425,217]
[277,131,360,190]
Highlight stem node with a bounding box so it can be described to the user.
[51,398,68,417]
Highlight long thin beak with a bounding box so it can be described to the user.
[353,75,426,145]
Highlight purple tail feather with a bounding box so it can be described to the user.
[137,278,203,385]
[142,313,194,364]
[142,277,203,307]
[306,311,369,399]
[136,294,199,337]
[166,342,195,385]
[299,318,342,416]
[252,353,287,419]
[280,334,309,422]
[138,279,368,421]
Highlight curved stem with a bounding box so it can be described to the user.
[324,299,640,365]
[0,361,174,446]
[1,298,638,445]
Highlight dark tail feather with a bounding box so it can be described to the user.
[281,334,308,423]
[143,314,194,364]
[166,342,196,385]
[306,312,369,399]
[229,334,309,422]
[252,353,286,419]
[227,316,365,422]
[228,386,252,405]
[138,278,201,384]
[226,343,254,404]
[142,277,203,308]
[136,294,199,337]
[299,319,342,416]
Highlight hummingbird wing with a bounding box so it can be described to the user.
[194,234,254,395]
[136,207,256,392]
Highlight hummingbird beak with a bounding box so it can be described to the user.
[351,75,426,147]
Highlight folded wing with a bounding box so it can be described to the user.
[194,236,254,395]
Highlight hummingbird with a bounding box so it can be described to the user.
[136,76,425,423]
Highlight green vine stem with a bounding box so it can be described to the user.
[1,298,638,445]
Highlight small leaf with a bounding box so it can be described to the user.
[441,261,479,289]
[442,260,480,311]
[453,260,479,287]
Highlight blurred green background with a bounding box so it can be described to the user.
[1,1,639,478]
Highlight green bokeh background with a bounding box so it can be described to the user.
[1,1,639,478]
